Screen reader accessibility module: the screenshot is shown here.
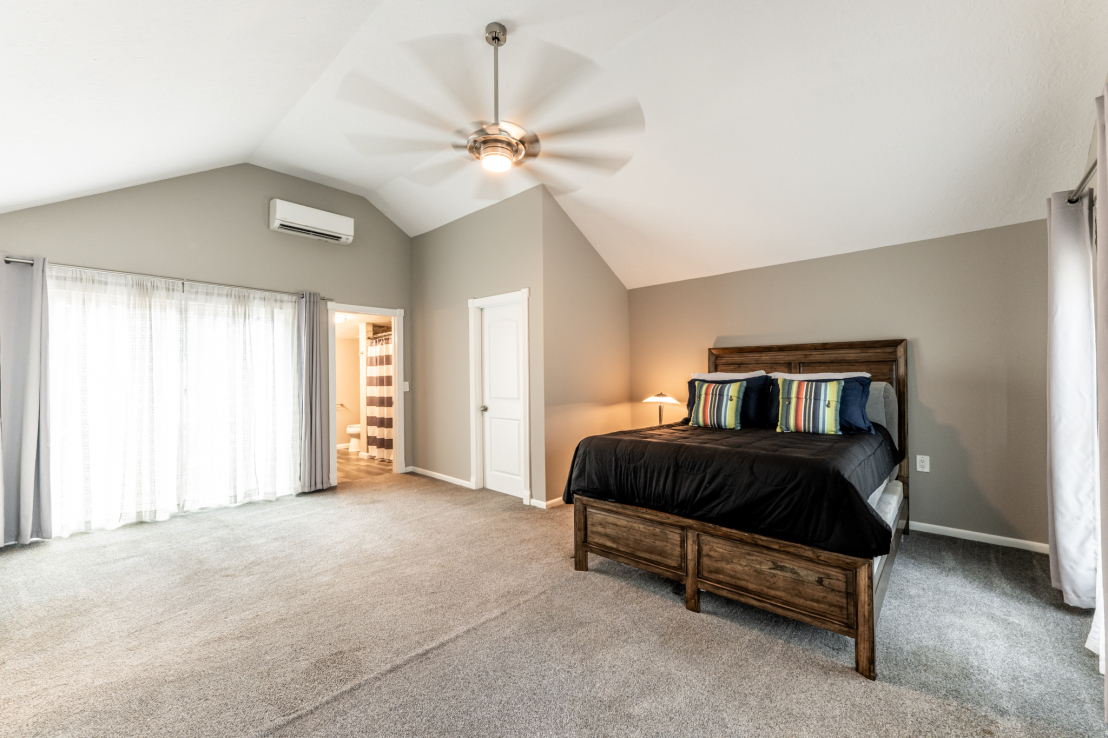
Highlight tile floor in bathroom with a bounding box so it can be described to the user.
[336,449,393,484]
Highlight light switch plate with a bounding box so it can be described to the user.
[403,381,410,392]
[916,455,930,472]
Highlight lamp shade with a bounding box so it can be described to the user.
[643,392,680,404]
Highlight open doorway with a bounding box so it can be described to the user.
[327,302,405,486]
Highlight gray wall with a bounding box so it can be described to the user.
[411,187,547,496]
[542,189,632,499]
[0,162,414,460]
[627,220,1048,543]
[410,186,632,504]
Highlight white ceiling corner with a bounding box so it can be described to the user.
[4,1,1108,288]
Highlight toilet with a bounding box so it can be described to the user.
[346,424,362,453]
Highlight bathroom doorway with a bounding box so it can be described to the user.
[327,302,405,486]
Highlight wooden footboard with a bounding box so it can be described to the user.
[574,495,909,680]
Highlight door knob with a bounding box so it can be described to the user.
[480,405,488,412]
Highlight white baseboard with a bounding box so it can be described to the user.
[410,467,476,489]
[911,522,1048,554]
[396,466,414,473]
[403,469,563,509]
[529,497,565,510]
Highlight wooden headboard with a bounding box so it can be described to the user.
[709,339,909,483]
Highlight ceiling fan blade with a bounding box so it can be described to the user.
[538,102,646,141]
[345,134,448,157]
[404,157,472,188]
[523,161,581,196]
[536,151,635,175]
[337,71,459,133]
[473,173,509,202]
[510,42,602,125]
[405,34,485,123]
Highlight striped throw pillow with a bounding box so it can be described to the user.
[776,378,843,434]
[690,380,746,429]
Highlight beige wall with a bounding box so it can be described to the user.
[0,163,414,459]
[411,187,547,495]
[541,188,632,499]
[628,220,1048,543]
[335,338,360,445]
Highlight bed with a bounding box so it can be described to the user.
[564,339,909,680]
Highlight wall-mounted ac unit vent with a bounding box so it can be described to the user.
[269,199,354,244]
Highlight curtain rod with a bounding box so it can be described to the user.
[1068,160,1098,204]
[2,257,328,300]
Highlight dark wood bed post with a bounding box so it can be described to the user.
[685,532,700,613]
[895,339,909,536]
[855,562,875,679]
[571,339,907,681]
[574,499,588,571]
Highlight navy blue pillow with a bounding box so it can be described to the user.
[686,375,771,429]
[768,376,874,434]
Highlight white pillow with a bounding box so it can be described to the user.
[768,371,871,379]
[691,371,766,380]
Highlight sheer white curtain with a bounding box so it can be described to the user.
[1095,86,1108,686]
[1046,190,1099,611]
[47,267,301,536]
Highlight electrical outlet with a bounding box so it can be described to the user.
[916,455,930,473]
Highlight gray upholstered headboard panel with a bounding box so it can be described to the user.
[866,381,898,450]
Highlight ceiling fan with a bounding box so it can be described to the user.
[466,22,538,173]
[339,22,646,198]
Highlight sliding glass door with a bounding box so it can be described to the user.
[47,267,301,536]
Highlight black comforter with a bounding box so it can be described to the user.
[562,422,901,558]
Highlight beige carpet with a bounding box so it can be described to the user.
[0,473,1101,737]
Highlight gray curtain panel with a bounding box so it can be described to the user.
[298,292,330,492]
[0,255,51,545]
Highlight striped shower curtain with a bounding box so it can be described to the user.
[365,333,394,461]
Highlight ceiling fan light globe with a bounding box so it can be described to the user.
[481,152,513,173]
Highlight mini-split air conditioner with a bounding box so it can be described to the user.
[268,199,354,244]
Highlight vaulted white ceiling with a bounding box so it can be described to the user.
[0,1,382,212]
[4,1,1107,288]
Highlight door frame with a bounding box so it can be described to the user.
[468,288,531,504]
[327,301,406,487]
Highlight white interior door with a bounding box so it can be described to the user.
[481,302,525,497]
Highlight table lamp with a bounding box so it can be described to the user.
[643,392,681,425]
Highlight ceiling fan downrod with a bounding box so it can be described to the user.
[485,22,506,127]
[470,22,523,173]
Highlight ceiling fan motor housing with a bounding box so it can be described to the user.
[468,130,526,165]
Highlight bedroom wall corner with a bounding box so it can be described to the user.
[540,188,633,503]
[410,187,546,497]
